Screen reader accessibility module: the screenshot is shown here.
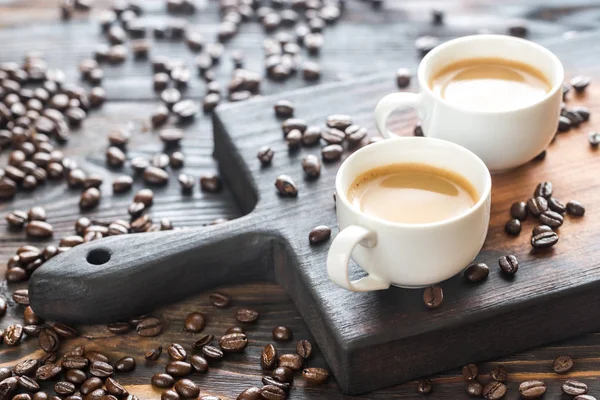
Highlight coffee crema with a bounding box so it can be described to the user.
[347,163,478,224]
[430,57,551,112]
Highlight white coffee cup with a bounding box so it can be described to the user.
[374,35,564,172]
[327,137,491,291]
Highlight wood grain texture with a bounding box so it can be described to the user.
[3,0,600,398]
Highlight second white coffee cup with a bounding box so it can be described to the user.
[374,35,564,172]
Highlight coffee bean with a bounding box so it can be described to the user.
[260,344,278,371]
[539,210,564,228]
[152,153,170,169]
[274,175,298,197]
[161,88,181,109]
[461,363,478,381]
[202,93,220,112]
[168,344,187,361]
[145,346,162,361]
[160,128,184,146]
[562,380,588,396]
[189,355,208,374]
[534,181,553,198]
[281,118,307,135]
[504,219,521,236]
[417,379,432,394]
[285,129,302,149]
[105,377,127,398]
[13,359,38,376]
[482,381,507,399]
[321,144,343,162]
[589,132,600,147]
[54,381,75,396]
[209,292,230,308]
[134,188,153,206]
[0,298,6,318]
[519,381,546,399]
[170,152,184,169]
[65,369,87,385]
[527,197,548,217]
[238,387,261,400]
[13,288,30,305]
[200,174,222,193]
[510,201,528,221]
[300,368,329,385]
[257,146,274,165]
[136,317,162,337]
[36,364,62,381]
[557,115,572,133]
[151,105,170,127]
[83,175,103,189]
[174,379,199,399]
[423,286,443,309]
[236,308,259,323]
[464,263,489,283]
[272,326,292,342]
[574,396,597,400]
[566,200,585,216]
[553,355,574,373]
[89,361,113,378]
[301,154,321,178]
[178,174,195,193]
[193,334,215,349]
[533,225,553,236]
[143,166,169,185]
[114,357,135,373]
[26,221,53,238]
[152,373,174,389]
[201,345,223,361]
[62,355,88,369]
[106,146,126,167]
[278,353,303,371]
[345,125,368,146]
[396,68,411,88]
[321,128,345,145]
[531,231,559,249]
[491,365,508,382]
[177,313,205,334]
[547,197,566,214]
[6,210,28,228]
[571,76,591,93]
[164,361,192,376]
[86,350,109,364]
[498,255,518,275]
[0,178,16,199]
[106,322,131,335]
[274,100,294,118]
[162,389,181,400]
[415,35,439,56]
[80,187,100,210]
[262,376,290,392]
[4,323,23,346]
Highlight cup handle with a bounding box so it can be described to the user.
[374,92,424,138]
[327,225,390,292]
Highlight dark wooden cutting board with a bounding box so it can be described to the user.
[31,31,600,395]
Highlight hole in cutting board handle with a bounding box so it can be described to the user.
[87,248,111,265]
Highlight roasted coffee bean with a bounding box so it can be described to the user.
[464,263,489,283]
[274,175,298,197]
[321,128,345,145]
[159,128,184,146]
[143,166,169,185]
[534,181,553,198]
[86,351,109,364]
[152,373,174,389]
[104,377,127,398]
[188,355,208,374]
[6,210,28,228]
[498,255,518,275]
[504,219,521,236]
[301,154,321,178]
[558,116,571,132]
[260,385,285,400]
[270,368,292,386]
[0,178,17,199]
[326,114,352,131]
[531,231,559,249]
[300,126,321,147]
[285,129,302,149]
[527,197,548,217]
[566,200,585,216]
[208,292,230,308]
[281,118,307,135]
[162,389,180,400]
[519,381,546,399]
[274,100,294,118]
[553,355,574,373]
[89,361,113,378]
[178,174,195,193]
[4,323,23,346]
[0,298,6,317]
[219,333,248,352]
[107,322,132,335]
[165,361,193,377]
[183,312,205,332]
[53,323,77,339]
[548,197,566,214]
[572,106,590,121]
[272,326,292,342]
[193,334,215,349]
[133,188,153,206]
[491,365,508,382]
[80,187,100,210]
[201,345,223,361]
[396,67,411,88]
[236,308,259,323]
[145,346,162,361]
[65,369,87,385]
[174,379,199,399]
[36,363,62,381]
[533,225,553,236]
[67,169,86,188]
[151,105,169,128]
[113,356,135,373]
[262,376,290,392]
[106,147,126,167]
[510,201,528,221]
[539,210,564,228]
[574,396,596,400]
[168,344,187,361]
[63,346,85,358]
[589,132,600,147]
[423,286,443,309]
[302,368,329,385]
[13,288,30,305]
[278,354,303,371]
[136,317,162,337]
[238,387,261,400]
[321,144,343,162]
[107,129,130,147]
[85,388,107,399]
[482,381,507,399]
[571,76,591,93]
[200,174,222,193]
[161,88,181,109]
[27,206,46,221]
[54,381,75,396]
[39,351,58,365]
[562,380,588,396]
[16,375,39,392]
[260,344,278,371]
[13,359,38,376]
[169,152,184,169]
[62,356,88,369]
[83,175,103,189]
[6,267,27,282]
[461,363,479,381]
[257,146,274,166]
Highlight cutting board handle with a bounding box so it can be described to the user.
[29,218,273,324]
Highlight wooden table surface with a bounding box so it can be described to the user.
[2,0,600,398]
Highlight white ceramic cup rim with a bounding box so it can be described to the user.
[335,137,492,230]
[418,34,565,115]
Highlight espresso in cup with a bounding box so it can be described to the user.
[430,57,551,112]
[347,163,478,224]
